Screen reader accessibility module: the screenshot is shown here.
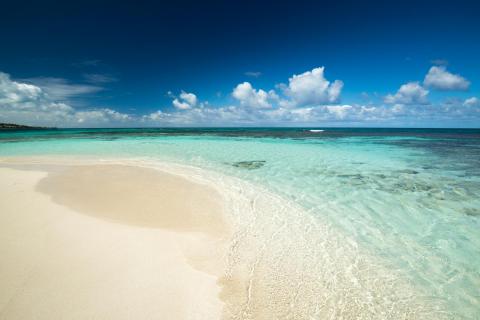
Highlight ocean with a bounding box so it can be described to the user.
[1,127,479,318]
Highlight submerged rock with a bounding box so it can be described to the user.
[392,181,433,192]
[464,208,480,217]
[397,169,420,175]
[231,160,266,170]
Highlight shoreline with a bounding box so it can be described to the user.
[0,156,448,319]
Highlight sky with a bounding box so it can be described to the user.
[0,0,479,127]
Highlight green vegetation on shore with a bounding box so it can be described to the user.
[0,123,53,130]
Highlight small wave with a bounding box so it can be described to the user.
[309,129,324,133]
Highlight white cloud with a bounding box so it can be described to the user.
[325,105,353,119]
[464,97,479,107]
[385,82,429,105]
[143,105,257,126]
[282,67,343,107]
[391,104,405,114]
[172,91,198,109]
[179,91,197,107]
[423,66,470,91]
[0,71,131,127]
[232,67,344,110]
[75,109,131,124]
[172,99,190,110]
[232,82,277,108]
[23,77,103,101]
[143,103,378,126]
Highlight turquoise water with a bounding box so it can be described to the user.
[1,128,479,318]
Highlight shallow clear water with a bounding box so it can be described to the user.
[1,128,479,318]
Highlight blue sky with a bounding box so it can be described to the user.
[0,0,479,127]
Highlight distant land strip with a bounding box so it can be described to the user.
[0,123,54,130]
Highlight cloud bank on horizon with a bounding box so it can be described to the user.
[0,64,479,128]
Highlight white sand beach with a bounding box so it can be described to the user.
[0,164,227,320]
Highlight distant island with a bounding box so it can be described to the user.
[0,123,53,130]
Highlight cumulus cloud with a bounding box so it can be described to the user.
[464,97,479,107]
[325,105,353,119]
[0,71,131,127]
[385,82,429,105]
[232,82,277,108]
[231,67,344,110]
[75,109,131,124]
[423,66,470,91]
[143,105,258,126]
[153,66,347,124]
[172,91,198,109]
[282,67,343,107]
